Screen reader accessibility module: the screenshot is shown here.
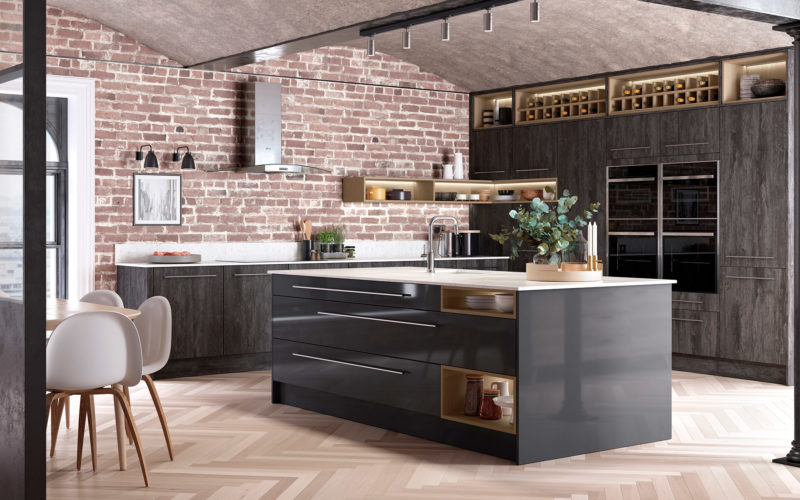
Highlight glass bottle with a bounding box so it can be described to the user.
[464,374,484,416]
[479,388,502,420]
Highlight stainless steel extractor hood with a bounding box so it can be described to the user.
[237,82,329,175]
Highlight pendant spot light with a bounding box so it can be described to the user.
[402,26,411,49]
[530,1,540,22]
[135,144,158,169]
[172,146,196,170]
[367,35,375,56]
[483,8,493,32]
[441,17,450,41]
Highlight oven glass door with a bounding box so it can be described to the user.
[608,165,658,219]
[663,233,717,293]
[608,218,658,279]
[662,161,717,222]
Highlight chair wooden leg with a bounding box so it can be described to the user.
[123,386,133,445]
[107,387,149,487]
[50,396,65,457]
[65,396,70,429]
[87,394,97,471]
[77,395,87,471]
[142,374,174,460]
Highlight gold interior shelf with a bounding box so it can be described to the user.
[441,365,517,435]
[609,62,720,114]
[440,286,516,319]
[515,78,606,125]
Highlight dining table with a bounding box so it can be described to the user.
[47,298,142,470]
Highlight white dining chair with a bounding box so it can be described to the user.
[81,290,124,307]
[132,296,174,460]
[46,311,149,486]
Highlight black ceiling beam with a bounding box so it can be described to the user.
[189,0,520,71]
[639,0,797,24]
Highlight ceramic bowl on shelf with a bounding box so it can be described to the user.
[469,194,481,201]
[498,189,514,196]
[494,293,514,313]
[493,194,515,201]
[455,193,468,201]
[521,189,542,201]
[492,395,515,424]
[751,79,786,98]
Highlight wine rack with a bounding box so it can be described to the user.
[515,78,606,125]
[609,62,719,115]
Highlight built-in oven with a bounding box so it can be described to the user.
[606,161,718,293]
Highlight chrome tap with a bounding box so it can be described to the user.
[427,216,459,273]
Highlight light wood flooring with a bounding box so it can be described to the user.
[46,370,800,499]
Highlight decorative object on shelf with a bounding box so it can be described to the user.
[490,380,512,415]
[435,191,458,201]
[498,189,514,195]
[456,193,468,201]
[387,189,411,200]
[443,163,454,179]
[490,187,600,266]
[331,226,346,253]
[464,294,497,310]
[132,173,181,226]
[751,78,786,98]
[172,146,195,170]
[469,193,480,201]
[464,374,484,416]
[366,186,386,200]
[739,73,760,99]
[479,388,502,420]
[344,245,355,258]
[498,107,512,125]
[135,144,159,169]
[454,152,465,179]
[521,189,542,201]
[149,251,201,264]
[493,395,514,424]
[478,188,492,201]
[301,219,313,261]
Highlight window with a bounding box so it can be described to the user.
[0,95,68,298]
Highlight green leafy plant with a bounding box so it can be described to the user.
[332,226,346,245]
[316,229,336,244]
[490,187,600,265]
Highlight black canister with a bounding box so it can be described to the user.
[458,231,481,257]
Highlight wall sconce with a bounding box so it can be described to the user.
[172,146,195,170]
[135,145,159,169]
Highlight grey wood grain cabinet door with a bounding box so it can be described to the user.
[720,101,788,268]
[605,113,659,160]
[152,266,223,360]
[512,124,557,178]
[470,128,512,180]
[659,108,719,156]
[223,265,274,355]
[719,267,788,365]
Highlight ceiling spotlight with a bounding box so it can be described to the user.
[441,17,450,41]
[483,8,493,32]
[367,35,375,56]
[402,26,411,49]
[530,1,540,22]
[172,146,195,170]
[135,144,158,169]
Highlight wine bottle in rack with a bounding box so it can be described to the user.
[654,83,664,92]
[553,96,561,105]
[623,86,632,96]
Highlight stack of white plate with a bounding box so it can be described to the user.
[465,295,497,310]
[740,74,760,100]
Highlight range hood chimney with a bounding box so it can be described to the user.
[237,82,330,174]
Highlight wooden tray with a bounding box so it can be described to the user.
[526,263,602,282]
[148,254,202,264]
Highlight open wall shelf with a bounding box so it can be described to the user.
[342,177,557,204]
[722,51,787,104]
[441,365,516,435]
[515,78,606,125]
[473,91,513,129]
[609,62,720,115]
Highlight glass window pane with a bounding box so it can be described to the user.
[0,248,23,297]
[0,98,59,162]
[46,175,55,243]
[46,248,57,298]
[0,173,22,244]
[45,130,59,163]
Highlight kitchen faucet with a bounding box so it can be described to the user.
[427,216,459,273]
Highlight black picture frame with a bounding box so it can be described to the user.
[132,173,182,226]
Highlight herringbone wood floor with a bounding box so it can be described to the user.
[46,370,800,499]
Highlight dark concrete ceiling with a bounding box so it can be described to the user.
[50,0,792,91]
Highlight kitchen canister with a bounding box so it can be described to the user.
[443,163,454,179]
[491,380,511,416]
[453,153,464,179]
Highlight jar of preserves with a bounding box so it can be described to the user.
[464,374,484,416]
[479,388,502,420]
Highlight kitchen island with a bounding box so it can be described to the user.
[270,267,675,464]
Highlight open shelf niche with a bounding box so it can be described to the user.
[722,51,787,104]
[342,177,557,204]
[515,78,606,125]
[609,62,719,115]
[441,365,517,435]
[473,91,513,129]
[441,286,516,319]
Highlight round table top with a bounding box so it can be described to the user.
[46,298,141,331]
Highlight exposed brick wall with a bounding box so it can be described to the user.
[0,2,470,290]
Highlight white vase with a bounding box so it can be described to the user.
[443,164,454,179]
[453,153,464,179]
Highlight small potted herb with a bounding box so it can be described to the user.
[316,229,336,254]
[331,226,346,253]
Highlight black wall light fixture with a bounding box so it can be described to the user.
[135,144,159,169]
[172,146,196,170]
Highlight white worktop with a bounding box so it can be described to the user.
[115,256,509,269]
[270,266,676,291]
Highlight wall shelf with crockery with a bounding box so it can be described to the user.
[609,62,720,115]
[721,51,787,104]
[473,90,514,130]
[515,78,606,125]
[341,177,557,204]
[440,365,517,435]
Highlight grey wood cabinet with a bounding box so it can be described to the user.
[605,113,659,160]
[469,128,513,180]
[223,265,277,356]
[720,101,788,269]
[512,124,557,178]
[659,108,719,156]
[671,309,718,358]
[719,267,788,365]
[151,266,224,360]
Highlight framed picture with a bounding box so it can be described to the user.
[133,173,182,225]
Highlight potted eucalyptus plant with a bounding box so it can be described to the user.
[490,187,600,268]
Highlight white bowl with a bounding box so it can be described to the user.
[495,294,514,313]
[455,194,468,201]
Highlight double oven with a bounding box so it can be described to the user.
[607,161,718,293]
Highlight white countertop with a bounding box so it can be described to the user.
[270,266,676,291]
[115,256,509,269]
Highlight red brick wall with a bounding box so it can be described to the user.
[0,2,470,289]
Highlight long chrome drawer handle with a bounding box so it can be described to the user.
[515,168,549,172]
[317,311,437,328]
[662,174,715,180]
[664,142,710,148]
[233,273,270,277]
[608,177,656,183]
[724,276,776,281]
[673,318,703,323]
[609,231,655,236]
[473,170,505,174]
[663,232,715,237]
[673,299,702,304]
[164,274,216,279]
[291,353,405,375]
[726,255,776,260]
[609,146,651,152]
[293,285,409,298]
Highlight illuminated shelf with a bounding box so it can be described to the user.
[342,177,557,204]
[515,78,606,125]
[609,62,720,114]
[441,365,517,435]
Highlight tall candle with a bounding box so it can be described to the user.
[592,222,598,257]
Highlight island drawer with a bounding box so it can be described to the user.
[273,296,516,375]
[272,275,440,311]
[273,339,440,416]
